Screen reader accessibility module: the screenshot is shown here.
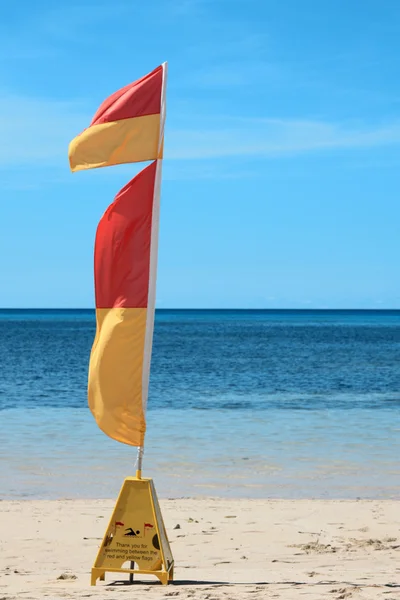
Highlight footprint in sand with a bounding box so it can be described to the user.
[57,573,77,580]
[331,587,357,599]
[291,541,337,554]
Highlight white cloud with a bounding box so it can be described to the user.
[165,117,400,160]
[0,94,87,166]
[1,92,400,169]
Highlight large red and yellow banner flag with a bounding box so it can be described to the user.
[89,161,162,446]
[69,63,167,447]
[69,64,166,171]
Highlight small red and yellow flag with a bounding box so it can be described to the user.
[69,64,166,172]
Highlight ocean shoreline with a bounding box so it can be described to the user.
[2,310,399,508]
[2,492,400,501]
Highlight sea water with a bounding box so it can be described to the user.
[0,309,399,499]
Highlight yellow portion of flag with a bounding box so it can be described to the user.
[88,307,147,446]
[69,114,161,172]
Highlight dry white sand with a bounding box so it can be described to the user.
[0,497,399,599]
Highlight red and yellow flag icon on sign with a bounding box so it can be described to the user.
[69,63,167,447]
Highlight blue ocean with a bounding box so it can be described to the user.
[1,309,399,500]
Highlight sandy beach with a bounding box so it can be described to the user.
[0,497,398,599]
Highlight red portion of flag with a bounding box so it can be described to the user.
[90,65,163,126]
[94,161,157,309]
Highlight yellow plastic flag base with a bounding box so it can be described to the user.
[91,476,174,586]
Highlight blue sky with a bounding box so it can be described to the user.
[1,0,399,308]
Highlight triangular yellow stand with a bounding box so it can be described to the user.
[91,476,174,585]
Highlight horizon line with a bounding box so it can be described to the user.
[0,307,399,312]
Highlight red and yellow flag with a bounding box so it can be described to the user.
[69,63,167,447]
[89,161,162,446]
[69,64,165,172]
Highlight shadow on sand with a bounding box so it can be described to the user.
[106,579,400,589]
